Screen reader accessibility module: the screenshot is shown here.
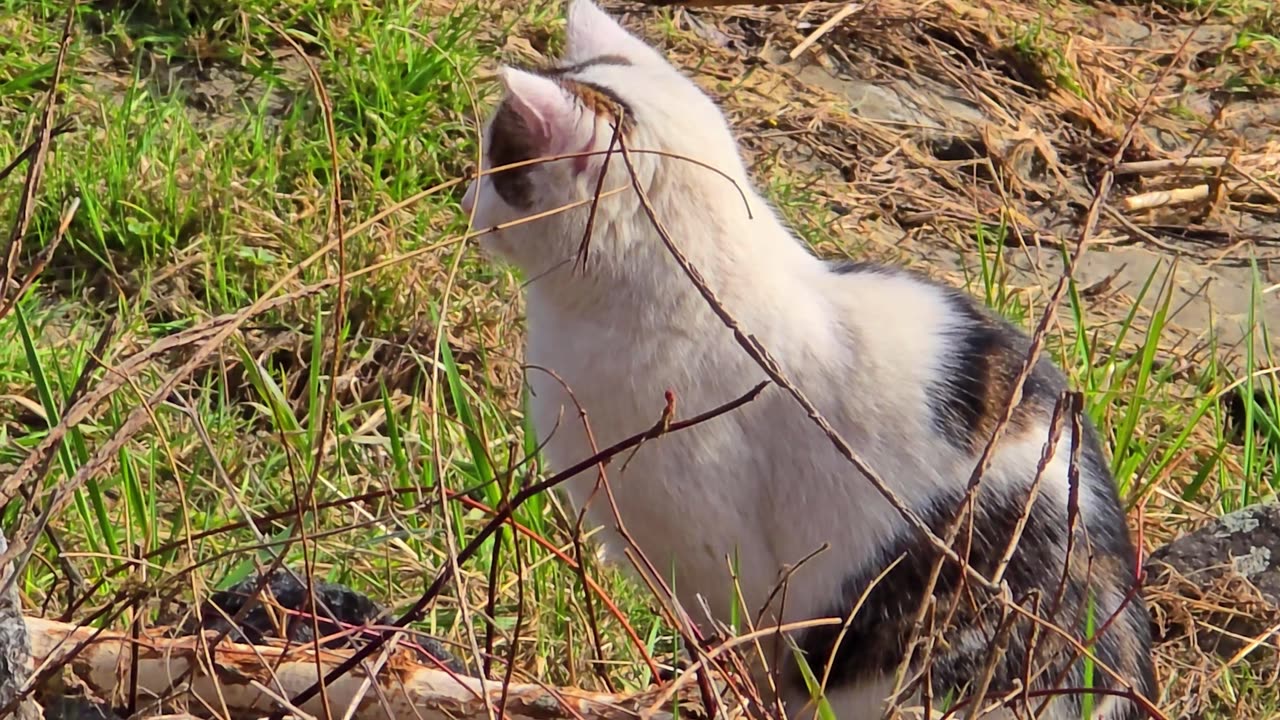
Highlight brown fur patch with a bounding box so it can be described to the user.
[562,78,636,135]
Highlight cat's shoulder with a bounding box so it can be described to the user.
[823,256,1074,451]
[824,257,1014,334]
[823,257,977,324]
[823,255,1068,378]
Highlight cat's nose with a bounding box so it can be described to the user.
[461,181,476,218]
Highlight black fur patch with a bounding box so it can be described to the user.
[826,262,1063,453]
[487,100,539,209]
[828,259,900,276]
[791,458,1155,716]
[928,290,1062,453]
[485,75,634,210]
[793,487,1063,687]
[544,54,633,76]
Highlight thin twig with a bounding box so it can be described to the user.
[613,130,998,593]
[789,4,861,60]
[0,3,75,302]
[887,13,1202,714]
[526,364,636,689]
[261,20,348,718]
[0,119,74,187]
[1114,152,1280,176]
[273,382,769,716]
[991,392,1071,586]
[0,196,79,323]
[1122,185,1211,212]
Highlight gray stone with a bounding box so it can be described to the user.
[1145,501,1280,659]
[0,532,40,720]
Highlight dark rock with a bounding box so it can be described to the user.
[0,532,40,720]
[179,568,471,675]
[178,568,381,647]
[1145,502,1280,658]
[41,696,117,720]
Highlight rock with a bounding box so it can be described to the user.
[763,46,987,133]
[1145,502,1280,659]
[179,568,384,648]
[41,696,116,720]
[178,568,472,676]
[0,532,41,720]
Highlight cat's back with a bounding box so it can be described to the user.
[817,258,1073,436]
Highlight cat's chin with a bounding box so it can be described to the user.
[474,232,542,278]
[475,233,515,263]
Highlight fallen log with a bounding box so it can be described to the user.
[24,616,703,720]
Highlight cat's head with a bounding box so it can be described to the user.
[461,0,747,279]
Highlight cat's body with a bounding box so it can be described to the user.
[461,2,1156,718]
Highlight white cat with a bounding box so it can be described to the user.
[460,2,1156,718]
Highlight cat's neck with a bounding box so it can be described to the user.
[526,189,828,332]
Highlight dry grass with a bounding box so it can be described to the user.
[1,0,1278,718]
[591,1,1280,715]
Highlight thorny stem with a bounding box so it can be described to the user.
[550,347,724,717]
[992,392,1071,587]
[526,364,650,688]
[496,502,528,720]
[270,20,350,720]
[884,11,1204,717]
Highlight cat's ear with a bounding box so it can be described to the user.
[564,0,653,63]
[500,67,576,150]
[499,67,594,164]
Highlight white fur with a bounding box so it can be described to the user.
[462,2,1134,718]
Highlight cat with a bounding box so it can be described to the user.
[459,1,1157,718]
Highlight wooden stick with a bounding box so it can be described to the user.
[1114,153,1280,176]
[24,617,701,720]
[789,4,861,60]
[1121,185,1210,212]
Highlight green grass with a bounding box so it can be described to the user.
[1007,18,1086,97]
[2,0,1280,718]
[0,0,673,693]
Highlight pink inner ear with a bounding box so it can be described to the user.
[500,67,563,150]
[500,67,597,176]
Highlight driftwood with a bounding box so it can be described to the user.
[24,617,703,720]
